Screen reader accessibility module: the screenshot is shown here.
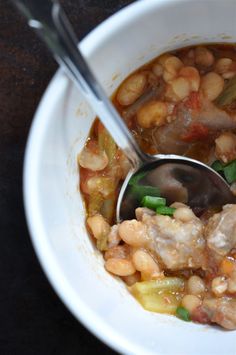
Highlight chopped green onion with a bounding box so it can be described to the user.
[211,159,236,183]
[131,185,160,202]
[156,206,176,216]
[141,196,166,210]
[211,160,224,172]
[176,306,190,322]
[223,160,236,183]
[129,171,147,186]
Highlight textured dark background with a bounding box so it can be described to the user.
[0,0,135,353]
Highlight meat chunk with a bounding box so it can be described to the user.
[201,297,236,330]
[146,213,205,270]
[152,98,236,155]
[196,98,236,131]
[152,105,192,154]
[205,204,236,260]
[132,207,206,270]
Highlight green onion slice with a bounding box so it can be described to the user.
[131,185,160,202]
[141,196,166,210]
[156,206,176,216]
[211,159,236,183]
[223,160,236,183]
[211,160,224,172]
[129,171,147,186]
[176,306,191,322]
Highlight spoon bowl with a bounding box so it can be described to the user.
[117,154,235,221]
[13,0,236,223]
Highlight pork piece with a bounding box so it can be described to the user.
[135,207,206,270]
[152,98,236,155]
[205,204,236,260]
[152,105,192,154]
[200,297,236,330]
[196,98,236,130]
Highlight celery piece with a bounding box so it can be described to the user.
[98,127,116,167]
[133,292,181,314]
[130,278,185,294]
[216,75,236,107]
[101,197,116,223]
[88,193,104,216]
[96,235,108,251]
[130,278,185,314]
[89,176,116,198]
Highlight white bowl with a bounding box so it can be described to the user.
[24,0,236,354]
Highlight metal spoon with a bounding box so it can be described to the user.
[13,0,235,221]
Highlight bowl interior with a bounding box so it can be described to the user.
[24,0,236,354]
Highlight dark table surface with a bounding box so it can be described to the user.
[0,0,135,353]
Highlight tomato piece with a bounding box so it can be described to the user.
[181,123,209,142]
[184,92,200,111]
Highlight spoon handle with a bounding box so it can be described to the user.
[12,0,150,167]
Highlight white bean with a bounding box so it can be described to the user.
[158,53,171,66]
[132,249,161,279]
[152,63,163,77]
[195,47,214,67]
[105,258,136,276]
[107,225,121,248]
[215,132,236,164]
[179,66,200,92]
[163,56,183,82]
[211,276,228,296]
[104,244,130,260]
[135,207,155,221]
[116,73,147,106]
[187,275,206,295]
[87,214,110,240]
[170,77,191,100]
[182,294,201,314]
[164,83,180,102]
[78,147,108,171]
[170,202,188,209]
[174,207,196,223]
[119,220,149,247]
[137,100,168,128]
[215,58,233,74]
[200,72,224,101]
